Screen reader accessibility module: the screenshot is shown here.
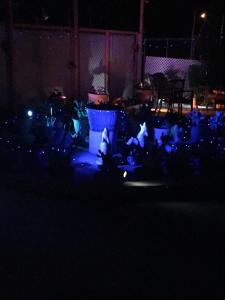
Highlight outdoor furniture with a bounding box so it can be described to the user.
[168,79,194,114]
[150,74,194,114]
[150,73,172,112]
[135,88,154,104]
[206,89,225,110]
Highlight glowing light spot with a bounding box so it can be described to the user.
[27,110,33,117]
[123,171,127,178]
[200,12,207,19]
[124,181,165,187]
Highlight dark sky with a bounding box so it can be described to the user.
[0,0,224,38]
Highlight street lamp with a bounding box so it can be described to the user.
[200,12,207,19]
[190,10,207,59]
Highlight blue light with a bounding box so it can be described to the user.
[27,110,33,117]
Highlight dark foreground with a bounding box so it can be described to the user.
[0,177,225,299]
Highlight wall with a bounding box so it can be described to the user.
[0,25,138,108]
[0,27,8,107]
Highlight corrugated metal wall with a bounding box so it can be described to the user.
[0,25,138,107]
[13,29,71,104]
[0,28,8,107]
[79,32,105,99]
[109,33,136,99]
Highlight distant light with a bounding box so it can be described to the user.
[123,171,128,178]
[27,110,33,117]
[123,181,165,187]
[200,12,207,19]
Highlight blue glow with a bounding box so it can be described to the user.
[86,108,120,154]
[165,144,172,153]
[27,110,33,117]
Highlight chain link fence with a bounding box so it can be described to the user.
[144,38,192,59]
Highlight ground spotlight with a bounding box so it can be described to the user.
[123,181,165,188]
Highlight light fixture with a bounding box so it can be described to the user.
[200,12,207,19]
[27,110,33,117]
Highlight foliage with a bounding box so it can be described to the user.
[90,86,107,95]
[73,100,87,119]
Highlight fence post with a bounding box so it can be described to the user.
[190,10,196,59]
[71,0,79,98]
[166,39,169,57]
[105,31,110,95]
[5,0,14,110]
[141,39,146,82]
[137,0,145,83]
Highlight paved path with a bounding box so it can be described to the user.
[0,185,224,299]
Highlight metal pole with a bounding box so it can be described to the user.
[137,0,145,82]
[74,0,79,98]
[71,0,79,98]
[105,31,110,95]
[190,10,196,59]
[166,39,169,57]
[220,14,224,45]
[141,39,146,82]
[5,0,14,110]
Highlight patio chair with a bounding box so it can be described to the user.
[168,79,194,114]
[151,73,173,113]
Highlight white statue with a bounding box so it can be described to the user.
[100,128,110,155]
[71,118,81,138]
[46,116,56,127]
[170,124,181,144]
[97,128,110,165]
[127,122,148,148]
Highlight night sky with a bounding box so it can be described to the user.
[0,0,224,38]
